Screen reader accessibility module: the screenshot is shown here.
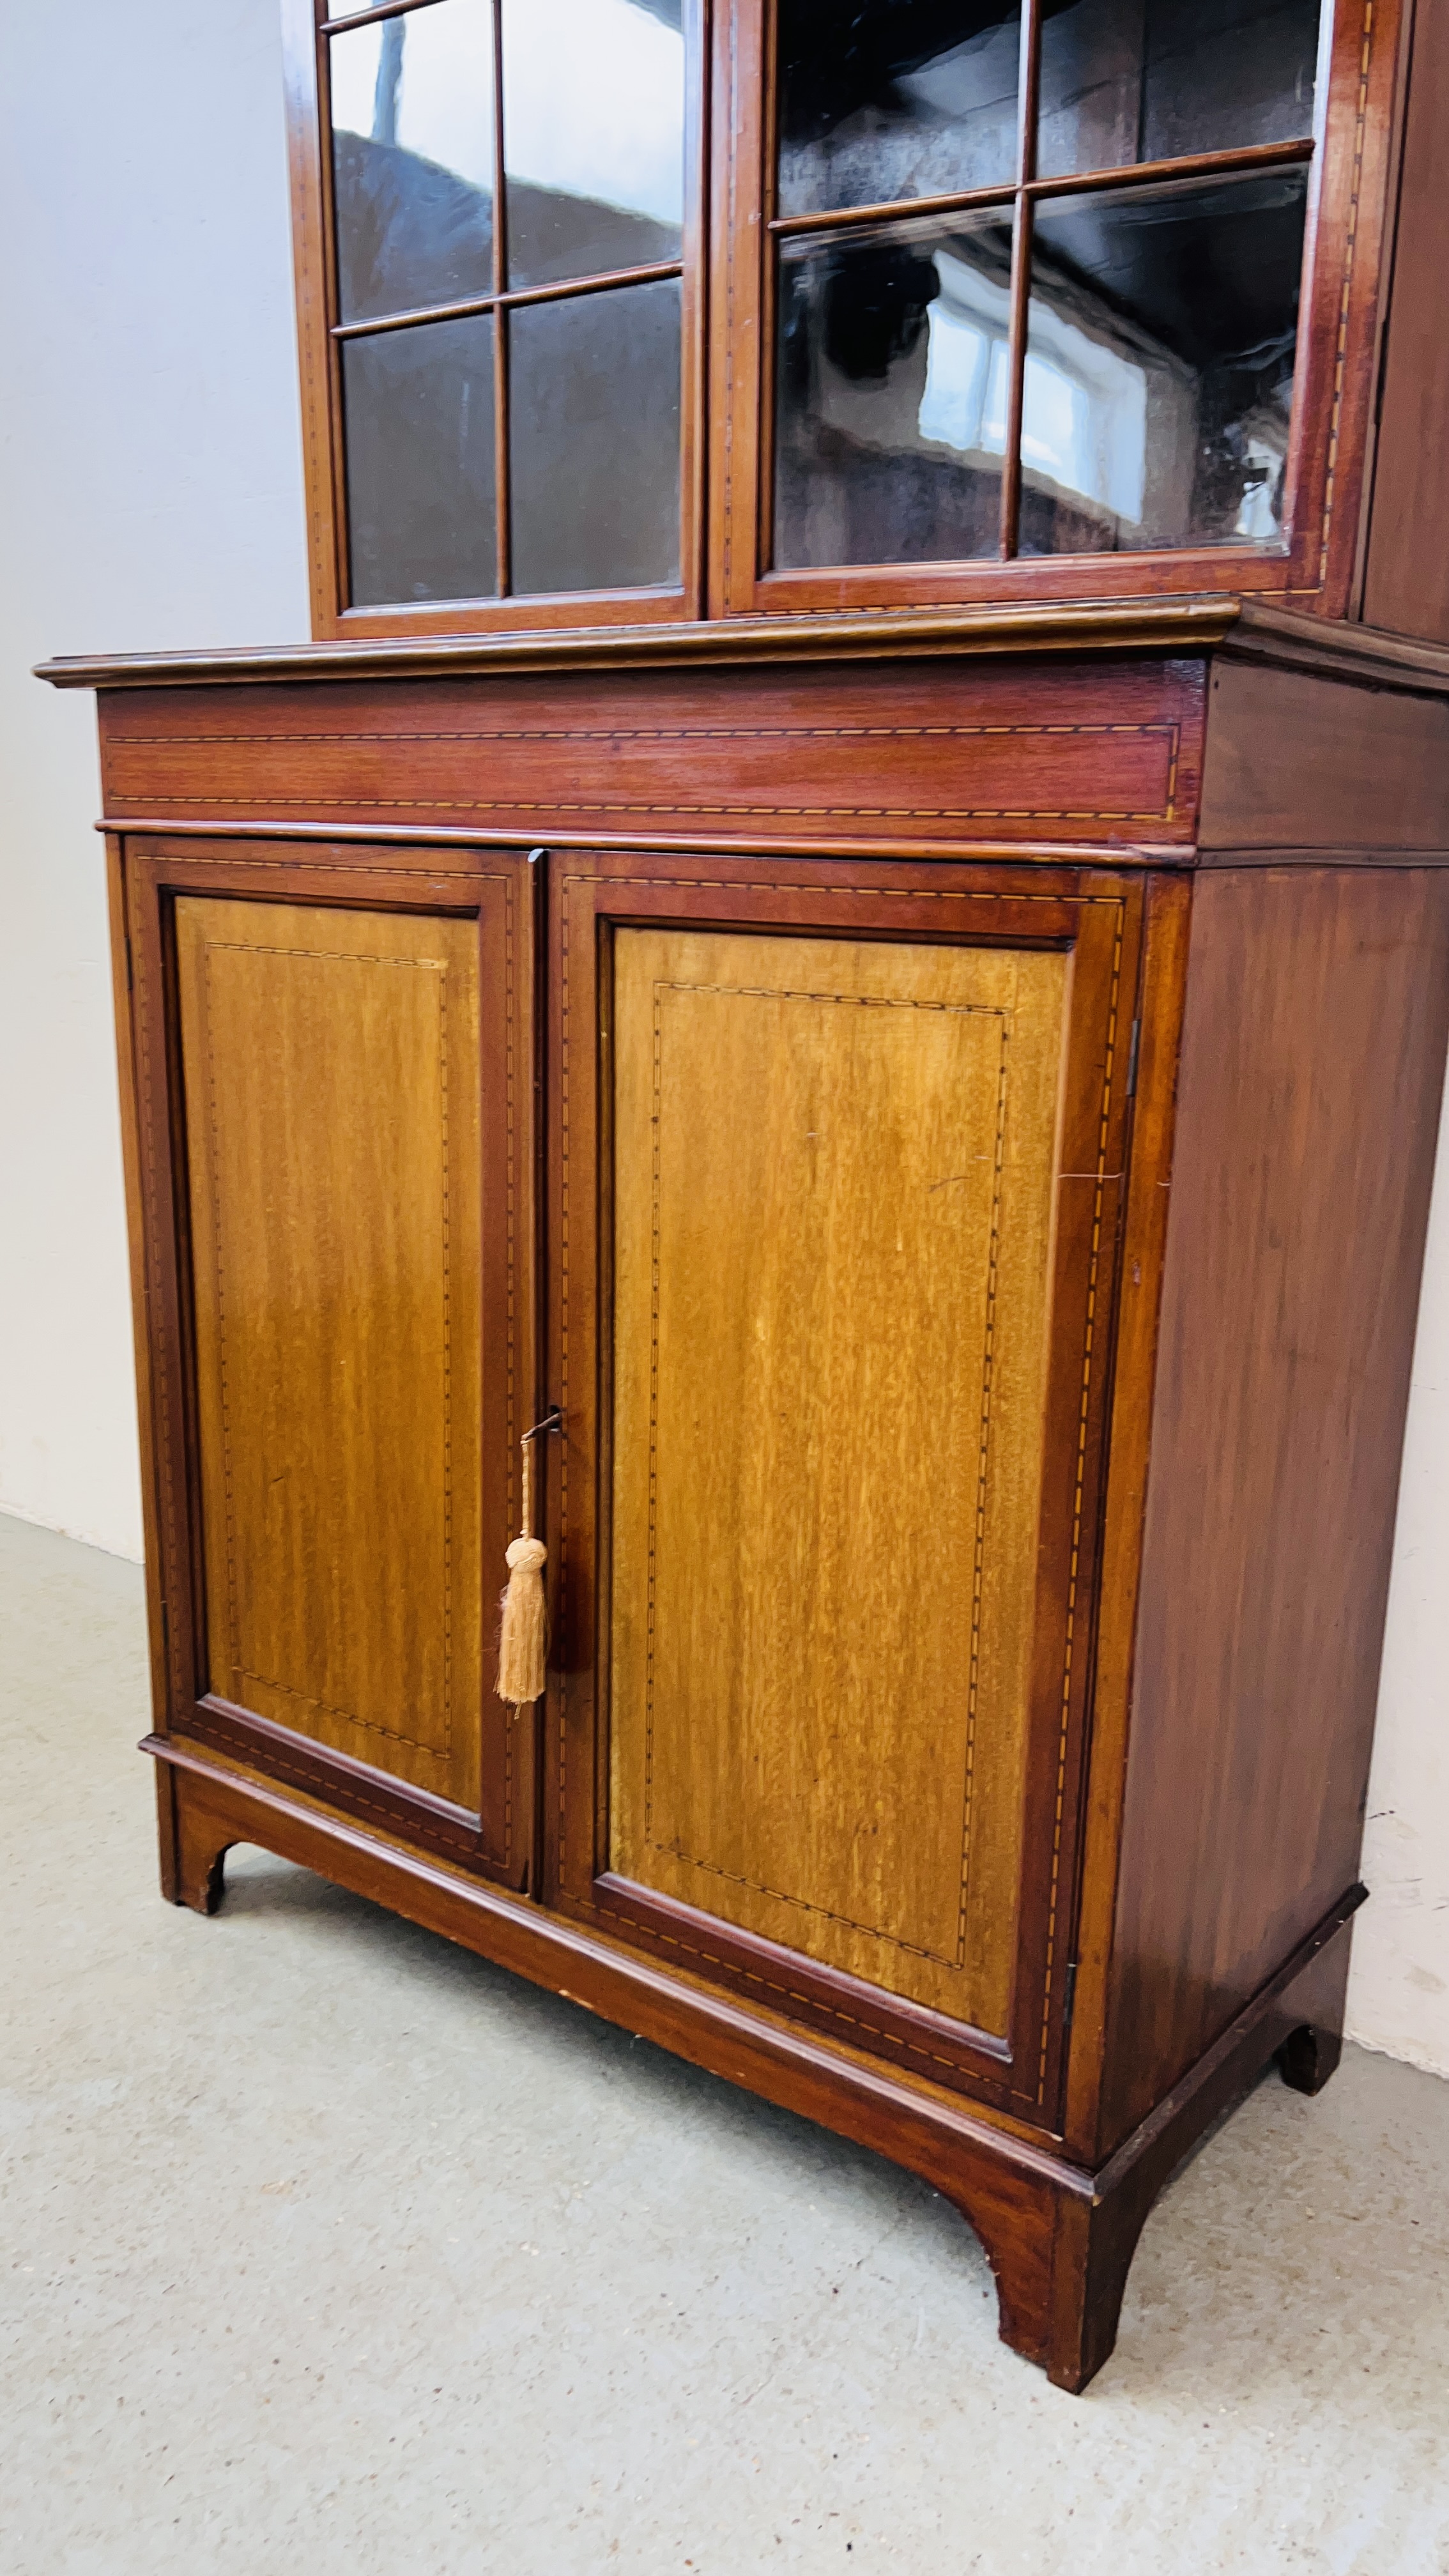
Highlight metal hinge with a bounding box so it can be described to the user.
[1061,1959,1078,2040]
[1124,1016,1141,1099]
[123,923,134,993]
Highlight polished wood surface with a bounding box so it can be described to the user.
[1061,870,1192,2159]
[546,850,1141,2120]
[104,836,174,1752]
[38,595,1246,692]
[175,896,483,1806]
[1199,659,1449,856]
[609,924,1064,2035]
[42,595,1449,703]
[84,650,1205,862]
[120,838,539,1887]
[1362,0,1449,645]
[59,572,1449,2382]
[47,0,1449,2407]
[1100,864,1449,2150]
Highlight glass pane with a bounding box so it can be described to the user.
[774,214,1014,571]
[502,0,684,291]
[1038,0,1321,181]
[342,315,497,604]
[778,0,1022,219]
[330,0,494,323]
[1021,168,1308,557]
[509,279,681,593]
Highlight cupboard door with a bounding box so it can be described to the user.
[176,893,484,1809]
[548,855,1142,2119]
[128,845,537,1886]
[610,923,1064,2035]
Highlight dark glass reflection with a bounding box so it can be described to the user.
[502,0,684,289]
[343,316,497,605]
[1021,168,1307,556]
[778,0,1022,218]
[330,2,494,322]
[774,215,1014,569]
[509,279,682,593]
[1038,0,1321,180]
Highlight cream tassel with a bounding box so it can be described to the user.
[496,1428,549,1708]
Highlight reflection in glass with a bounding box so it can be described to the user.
[502,0,684,290]
[509,280,682,593]
[342,316,497,604]
[774,216,1014,570]
[1038,0,1321,180]
[778,0,1021,218]
[1022,168,1308,555]
[330,1,494,322]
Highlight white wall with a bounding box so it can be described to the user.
[0,0,307,1554]
[1347,1087,1449,2078]
[1,0,1445,2076]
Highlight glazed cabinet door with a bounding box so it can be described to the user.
[123,838,539,1889]
[546,854,1142,2123]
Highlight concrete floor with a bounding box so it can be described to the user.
[3,1512,1448,2575]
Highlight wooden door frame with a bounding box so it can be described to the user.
[115,832,542,1890]
[709,0,1403,622]
[281,0,712,642]
[279,0,1404,641]
[542,847,1146,2124]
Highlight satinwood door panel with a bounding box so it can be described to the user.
[610,925,1066,2036]
[546,854,1142,2122]
[175,895,484,1807]
[125,842,538,1889]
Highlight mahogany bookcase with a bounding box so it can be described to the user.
[40,0,1449,2386]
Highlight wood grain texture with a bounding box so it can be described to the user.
[1061,871,1192,2161]
[121,839,540,1887]
[1198,659,1449,854]
[1226,600,1449,696]
[46,598,1449,704]
[548,852,1142,2117]
[176,896,484,1807]
[1100,865,1449,2151]
[608,926,1066,2035]
[1363,0,1449,642]
[44,597,1241,692]
[93,654,1205,855]
[103,837,172,1742]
